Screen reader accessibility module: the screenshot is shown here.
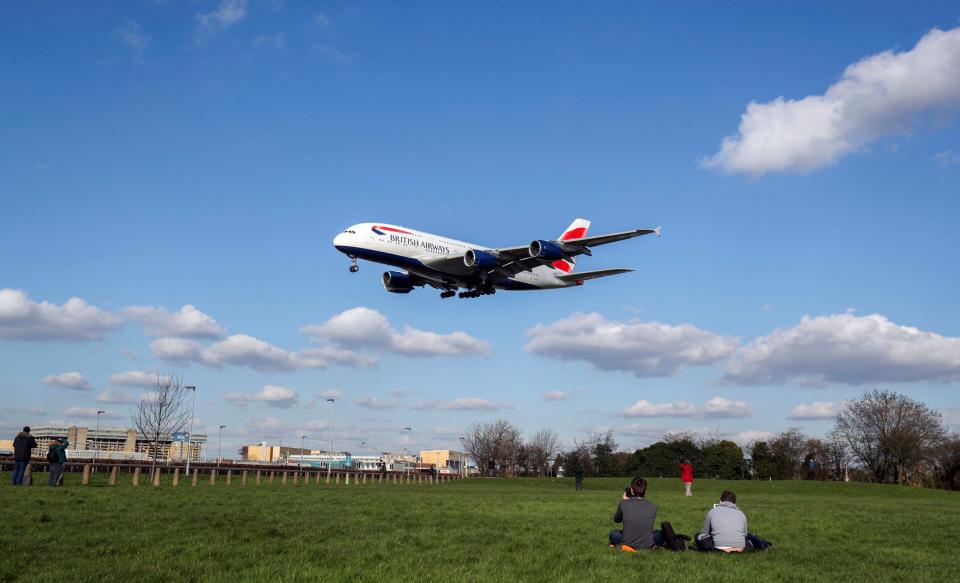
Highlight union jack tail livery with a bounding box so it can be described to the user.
[333,217,660,299]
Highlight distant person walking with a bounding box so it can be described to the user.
[11,426,37,486]
[487,459,496,478]
[47,437,69,487]
[574,467,584,491]
[680,460,694,496]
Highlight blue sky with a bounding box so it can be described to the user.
[2,2,959,457]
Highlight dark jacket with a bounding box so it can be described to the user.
[13,432,38,461]
[48,440,69,464]
[613,497,658,549]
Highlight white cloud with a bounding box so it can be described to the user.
[64,406,116,419]
[150,334,373,372]
[122,304,224,339]
[225,385,299,408]
[942,407,960,430]
[703,27,960,176]
[115,20,151,64]
[622,399,699,417]
[934,149,960,166]
[301,419,331,432]
[354,397,396,410]
[96,390,137,405]
[620,396,752,419]
[246,417,285,432]
[734,430,776,445]
[109,370,168,388]
[41,372,92,391]
[0,288,122,342]
[524,312,738,377]
[412,397,511,411]
[317,389,343,399]
[788,401,841,420]
[253,32,286,49]
[301,307,491,357]
[724,312,960,385]
[543,391,568,401]
[196,0,247,42]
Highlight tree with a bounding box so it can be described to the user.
[932,434,960,491]
[131,373,191,474]
[769,428,807,479]
[833,390,947,484]
[591,431,620,477]
[825,431,851,481]
[699,439,744,480]
[525,429,560,477]
[460,419,523,477]
[750,441,774,480]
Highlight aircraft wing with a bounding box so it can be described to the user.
[557,268,633,283]
[419,227,660,282]
[561,227,661,250]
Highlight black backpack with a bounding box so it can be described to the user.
[47,448,58,463]
[660,522,690,551]
[746,533,772,551]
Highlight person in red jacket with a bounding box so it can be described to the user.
[680,460,694,496]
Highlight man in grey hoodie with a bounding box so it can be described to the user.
[698,490,748,552]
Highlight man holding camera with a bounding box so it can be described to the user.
[609,477,662,550]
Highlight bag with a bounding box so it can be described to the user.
[659,522,690,552]
[695,534,716,552]
[47,449,58,464]
[746,533,772,551]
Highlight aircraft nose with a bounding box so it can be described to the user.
[333,232,349,249]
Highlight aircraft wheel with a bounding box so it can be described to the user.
[349,265,359,273]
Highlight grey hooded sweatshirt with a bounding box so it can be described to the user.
[701,501,747,549]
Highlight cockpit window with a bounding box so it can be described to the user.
[343,230,356,234]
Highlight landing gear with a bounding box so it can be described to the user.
[440,290,456,299]
[348,257,359,273]
[457,287,495,299]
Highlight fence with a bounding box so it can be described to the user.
[0,459,465,487]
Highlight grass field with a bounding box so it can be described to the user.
[1,471,957,582]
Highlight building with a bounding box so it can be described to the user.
[419,450,469,475]
[26,426,206,461]
[239,444,314,463]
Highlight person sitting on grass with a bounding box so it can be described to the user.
[609,477,662,550]
[697,490,748,553]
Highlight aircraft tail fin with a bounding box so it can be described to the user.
[554,218,591,273]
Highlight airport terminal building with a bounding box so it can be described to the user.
[24,426,207,461]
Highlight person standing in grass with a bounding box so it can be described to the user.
[680,459,694,496]
[609,477,661,550]
[697,490,748,552]
[47,437,69,487]
[574,467,583,491]
[11,426,37,486]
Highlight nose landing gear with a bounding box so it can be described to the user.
[348,257,359,273]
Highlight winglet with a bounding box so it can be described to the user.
[654,226,662,238]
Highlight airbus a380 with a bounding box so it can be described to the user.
[332,219,661,299]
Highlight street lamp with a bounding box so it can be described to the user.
[299,435,308,471]
[217,425,226,470]
[95,410,106,465]
[402,427,413,475]
[326,398,335,478]
[184,385,197,477]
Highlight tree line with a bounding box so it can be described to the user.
[461,390,959,490]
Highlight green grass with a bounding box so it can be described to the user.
[1,472,958,582]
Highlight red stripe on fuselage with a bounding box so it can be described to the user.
[375,225,413,235]
[561,227,587,240]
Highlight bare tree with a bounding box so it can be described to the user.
[525,429,561,477]
[131,373,191,474]
[825,430,851,480]
[833,389,947,484]
[460,419,523,477]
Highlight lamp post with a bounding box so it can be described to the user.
[402,427,412,475]
[95,410,106,465]
[217,425,226,470]
[325,398,335,478]
[184,385,197,477]
[299,435,308,471]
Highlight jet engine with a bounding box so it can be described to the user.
[464,249,498,269]
[528,239,567,260]
[382,271,415,293]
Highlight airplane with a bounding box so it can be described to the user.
[332,218,661,299]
